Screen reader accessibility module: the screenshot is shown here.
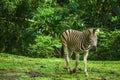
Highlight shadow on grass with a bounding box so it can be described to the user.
[0,70,19,80]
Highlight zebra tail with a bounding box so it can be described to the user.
[61,45,64,58]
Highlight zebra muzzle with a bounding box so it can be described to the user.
[92,46,97,52]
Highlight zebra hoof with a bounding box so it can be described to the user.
[63,66,72,73]
[72,68,76,73]
[69,69,76,74]
[70,70,73,74]
[85,72,88,78]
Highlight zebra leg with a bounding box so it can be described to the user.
[73,53,79,73]
[69,50,73,58]
[83,51,89,77]
[64,46,71,72]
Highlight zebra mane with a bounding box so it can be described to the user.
[85,28,99,35]
[82,28,93,37]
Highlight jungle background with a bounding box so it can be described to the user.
[0,0,120,60]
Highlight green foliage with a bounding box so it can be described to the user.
[28,34,61,58]
[90,29,120,60]
[0,0,120,59]
[109,30,120,60]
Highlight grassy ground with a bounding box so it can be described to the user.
[0,53,120,80]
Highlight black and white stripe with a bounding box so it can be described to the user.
[60,29,94,52]
[60,28,99,77]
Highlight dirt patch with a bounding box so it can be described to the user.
[25,71,45,77]
[90,76,107,80]
[0,69,59,79]
[25,71,59,78]
[0,76,19,80]
[0,69,24,73]
[0,70,20,80]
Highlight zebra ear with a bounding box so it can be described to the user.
[88,28,93,34]
[94,28,100,34]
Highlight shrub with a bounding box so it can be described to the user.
[28,35,61,58]
[109,30,120,60]
[89,29,120,60]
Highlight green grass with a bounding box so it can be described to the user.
[0,53,120,80]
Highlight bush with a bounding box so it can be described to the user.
[28,34,61,58]
[109,30,120,60]
[89,29,120,60]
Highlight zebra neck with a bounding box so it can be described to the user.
[83,40,91,50]
[82,32,91,50]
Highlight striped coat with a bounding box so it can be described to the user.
[60,28,99,78]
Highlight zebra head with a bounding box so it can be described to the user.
[88,28,100,52]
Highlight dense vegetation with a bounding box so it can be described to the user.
[0,0,120,60]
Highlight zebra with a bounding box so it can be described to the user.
[60,28,100,77]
